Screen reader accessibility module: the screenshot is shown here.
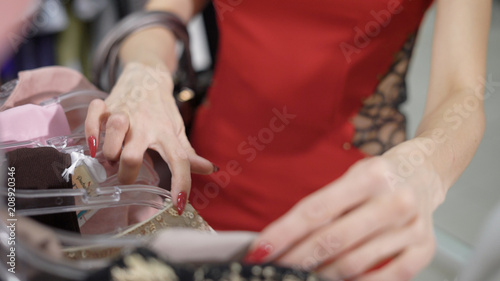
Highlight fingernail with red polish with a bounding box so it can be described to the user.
[177,192,187,215]
[367,257,394,273]
[88,136,97,158]
[243,242,274,264]
[212,163,219,173]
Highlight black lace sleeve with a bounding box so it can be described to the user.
[352,34,417,156]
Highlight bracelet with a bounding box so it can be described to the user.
[92,11,196,92]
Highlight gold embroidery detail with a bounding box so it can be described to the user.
[62,200,213,260]
[110,254,178,281]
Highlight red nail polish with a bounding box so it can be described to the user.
[88,136,97,158]
[243,242,274,264]
[212,163,219,173]
[177,192,187,215]
[367,257,393,273]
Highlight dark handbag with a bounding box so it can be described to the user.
[91,11,204,129]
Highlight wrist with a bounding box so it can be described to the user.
[382,140,447,210]
[121,61,174,86]
[123,55,172,73]
[119,26,179,71]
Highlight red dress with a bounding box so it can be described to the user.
[190,0,433,231]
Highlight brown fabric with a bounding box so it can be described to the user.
[6,147,80,233]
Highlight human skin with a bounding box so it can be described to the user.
[0,0,35,63]
[84,0,492,279]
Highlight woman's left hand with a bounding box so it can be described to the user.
[246,156,443,281]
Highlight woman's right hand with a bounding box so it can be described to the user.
[85,61,216,214]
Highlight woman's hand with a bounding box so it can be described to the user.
[245,154,443,281]
[85,62,215,214]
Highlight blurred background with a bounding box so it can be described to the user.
[1,1,499,280]
[407,2,500,280]
[0,0,214,84]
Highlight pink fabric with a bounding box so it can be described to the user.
[0,66,98,112]
[0,103,71,144]
[0,5,159,236]
[80,153,162,235]
[80,207,131,235]
[80,204,163,235]
[0,0,35,64]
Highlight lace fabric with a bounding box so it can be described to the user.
[85,248,322,281]
[352,34,416,156]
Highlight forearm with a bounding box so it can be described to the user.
[382,87,485,209]
[119,0,209,71]
[414,87,485,189]
[382,0,490,210]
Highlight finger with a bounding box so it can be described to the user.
[356,243,435,281]
[190,154,217,174]
[102,112,130,161]
[85,99,107,156]
[317,218,428,280]
[245,158,393,263]
[154,132,192,215]
[118,136,149,184]
[275,189,418,269]
[178,131,215,175]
